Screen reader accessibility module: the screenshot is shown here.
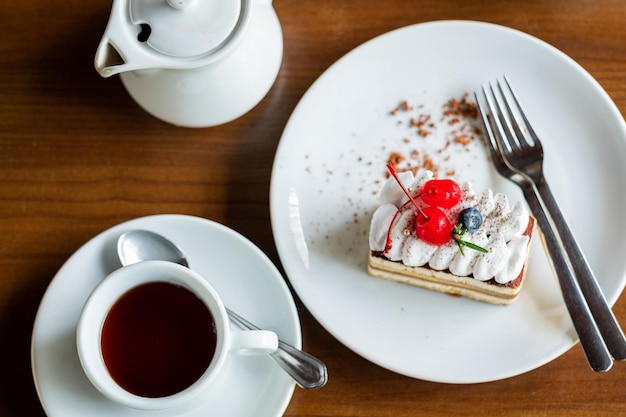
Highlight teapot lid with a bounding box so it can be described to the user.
[130,0,242,58]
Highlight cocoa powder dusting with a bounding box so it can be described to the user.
[385,93,480,178]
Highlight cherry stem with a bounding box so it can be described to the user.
[383,199,413,254]
[386,164,427,218]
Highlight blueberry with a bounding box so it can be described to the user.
[458,207,483,233]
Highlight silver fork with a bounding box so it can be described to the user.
[475,78,626,371]
[482,77,626,362]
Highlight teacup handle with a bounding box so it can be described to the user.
[229,330,278,355]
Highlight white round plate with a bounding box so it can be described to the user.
[270,20,626,383]
[31,214,300,416]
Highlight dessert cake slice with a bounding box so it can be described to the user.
[368,166,536,305]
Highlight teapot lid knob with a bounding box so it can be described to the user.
[166,0,196,10]
[130,0,243,58]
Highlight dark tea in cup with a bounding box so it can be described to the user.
[100,281,217,398]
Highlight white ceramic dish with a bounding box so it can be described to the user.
[31,214,299,416]
[270,20,626,383]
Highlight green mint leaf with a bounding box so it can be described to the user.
[461,240,489,253]
[452,222,489,255]
[455,239,465,256]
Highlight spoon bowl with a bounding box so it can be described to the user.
[118,230,189,268]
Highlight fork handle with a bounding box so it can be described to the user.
[534,178,626,361]
[520,181,613,371]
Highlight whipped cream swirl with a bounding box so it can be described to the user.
[369,171,531,284]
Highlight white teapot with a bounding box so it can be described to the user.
[95,0,283,127]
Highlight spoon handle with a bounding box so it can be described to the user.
[225,307,328,389]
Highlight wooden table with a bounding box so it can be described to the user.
[2,1,626,416]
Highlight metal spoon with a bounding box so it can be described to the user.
[116,229,328,389]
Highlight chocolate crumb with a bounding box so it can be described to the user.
[387,152,405,172]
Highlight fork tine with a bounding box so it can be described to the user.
[502,75,542,148]
[475,90,506,176]
[487,81,525,152]
[473,91,499,156]
[495,79,530,150]
[475,90,522,185]
[480,83,513,154]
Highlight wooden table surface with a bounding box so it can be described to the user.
[3,0,626,416]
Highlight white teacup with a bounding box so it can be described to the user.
[76,260,278,411]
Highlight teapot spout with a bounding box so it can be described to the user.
[94,0,143,78]
[94,0,168,78]
[94,40,127,78]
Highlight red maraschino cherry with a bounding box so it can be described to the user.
[419,179,462,208]
[415,206,454,245]
[384,164,458,249]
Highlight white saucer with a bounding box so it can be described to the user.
[270,20,626,383]
[31,214,300,416]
